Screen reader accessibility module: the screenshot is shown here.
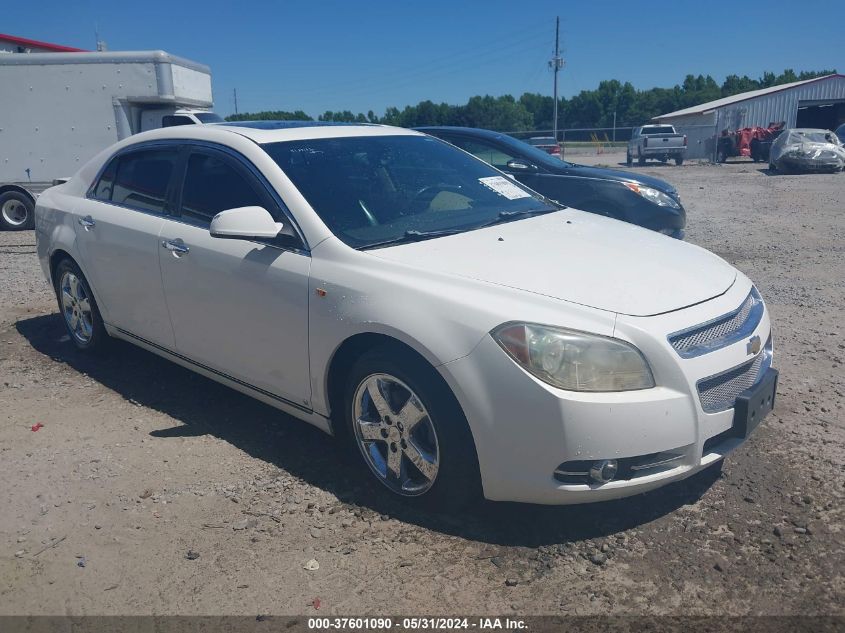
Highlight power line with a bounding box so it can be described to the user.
[226,23,551,102]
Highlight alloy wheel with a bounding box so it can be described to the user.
[352,373,440,496]
[60,271,94,345]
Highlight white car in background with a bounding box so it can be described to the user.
[35,122,777,508]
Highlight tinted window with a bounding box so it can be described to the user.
[110,149,178,214]
[162,115,195,127]
[263,135,553,249]
[180,152,263,224]
[641,126,676,135]
[449,138,517,169]
[91,157,118,201]
[195,112,224,123]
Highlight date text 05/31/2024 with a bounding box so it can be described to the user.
[308,617,528,630]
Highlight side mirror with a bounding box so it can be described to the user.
[209,206,283,240]
[506,159,538,171]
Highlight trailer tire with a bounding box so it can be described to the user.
[0,190,35,231]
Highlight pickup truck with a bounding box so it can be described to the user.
[627,125,687,166]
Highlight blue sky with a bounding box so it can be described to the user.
[5,0,843,118]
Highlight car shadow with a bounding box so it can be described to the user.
[612,161,681,169]
[16,313,722,547]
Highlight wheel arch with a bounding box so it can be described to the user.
[49,248,76,286]
[48,250,106,322]
[323,332,474,439]
[0,184,36,205]
[324,331,483,497]
[325,333,432,423]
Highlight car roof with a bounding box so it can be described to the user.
[137,120,423,145]
[416,126,504,139]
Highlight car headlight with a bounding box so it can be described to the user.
[492,323,655,392]
[623,183,680,209]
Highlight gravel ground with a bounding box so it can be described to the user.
[0,155,843,616]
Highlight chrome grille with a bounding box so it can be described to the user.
[697,337,772,413]
[668,288,763,358]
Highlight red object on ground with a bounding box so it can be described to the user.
[31,423,44,432]
[730,124,785,156]
[312,597,321,610]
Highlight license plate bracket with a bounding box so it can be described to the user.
[732,368,778,439]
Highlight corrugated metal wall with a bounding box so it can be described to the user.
[663,76,845,160]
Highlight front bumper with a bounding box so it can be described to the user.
[440,278,773,505]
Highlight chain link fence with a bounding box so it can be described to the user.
[507,125,720,161]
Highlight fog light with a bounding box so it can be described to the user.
[589,459,618,484]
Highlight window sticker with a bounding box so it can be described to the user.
[478,176,531,200]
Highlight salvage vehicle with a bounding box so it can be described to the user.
[36,122,777,508]
[419,126,685,238]
[627,124,687,166]
[768,128,845,173]
[0,50,217,231]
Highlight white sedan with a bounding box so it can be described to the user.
[35,122,777,508]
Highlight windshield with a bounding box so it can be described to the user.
[795,130,838,144]
[263,135,555,249]
[195,112,224,123]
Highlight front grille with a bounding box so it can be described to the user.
[697,337,772,413]
[668,288,763,358]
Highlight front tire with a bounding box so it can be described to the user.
[343,347,480,510]
[0,191,35,231]
[54,258,109,352]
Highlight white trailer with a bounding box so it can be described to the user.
[0,50,218,229]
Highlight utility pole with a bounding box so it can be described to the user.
[233,88,239,115]
[548,16,565,143]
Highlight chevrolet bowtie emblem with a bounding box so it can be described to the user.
[747,335,762,355]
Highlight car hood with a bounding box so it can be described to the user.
[370,211,735,317]
[563,164,678,194]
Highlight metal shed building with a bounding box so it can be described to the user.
[653,74,845,159]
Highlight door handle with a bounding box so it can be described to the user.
[78,215,95,230]
[162,239,190,255]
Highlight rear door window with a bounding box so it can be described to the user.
[103,149,179,214]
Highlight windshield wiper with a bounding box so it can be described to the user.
[478,207,559,228]
[361,228,468,250]
[360,208,560,250]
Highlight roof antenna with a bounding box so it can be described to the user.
[95,24,107,52]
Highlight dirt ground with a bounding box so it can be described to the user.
[1,154,843,616]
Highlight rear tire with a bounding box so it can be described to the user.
[675,156,684,166]
[53,258,109,353]
[0,191,35,231]
[637,153,645,166]
[626,151,633,167]
[343,346,481,511]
